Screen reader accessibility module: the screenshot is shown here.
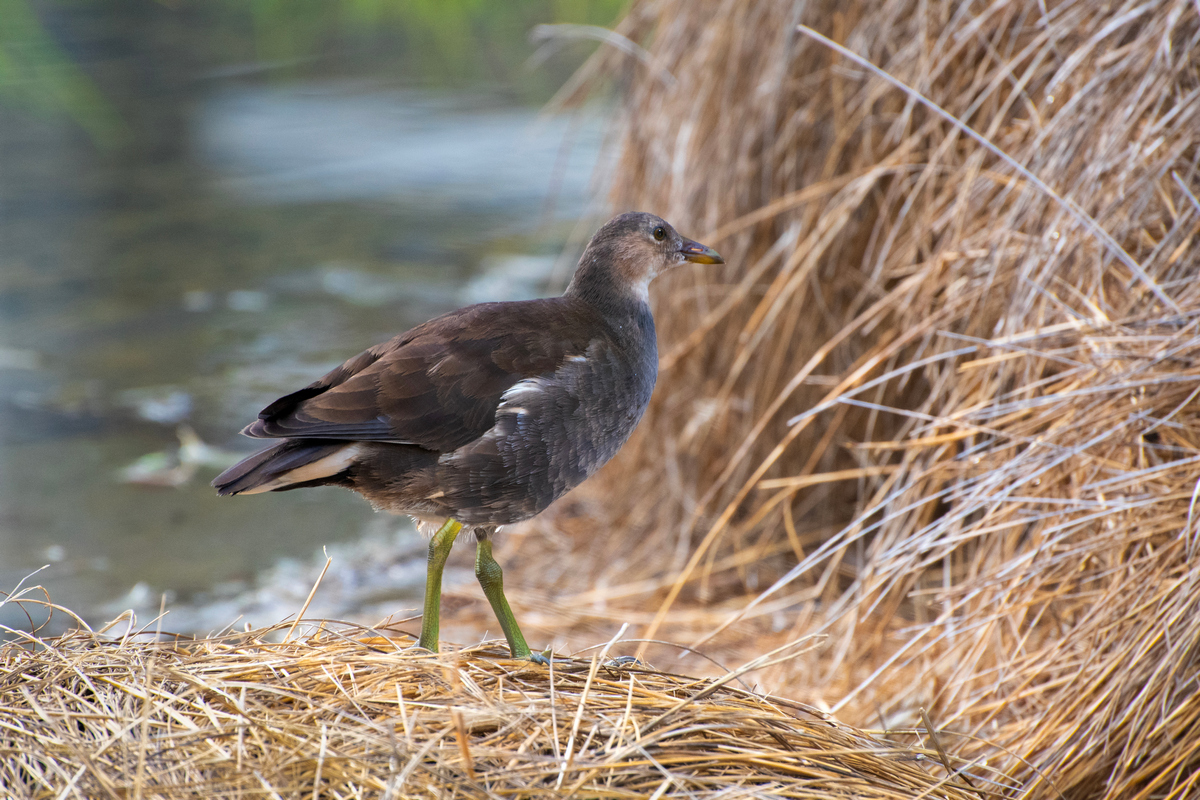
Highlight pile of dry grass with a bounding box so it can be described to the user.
[0,616,989,799]
[501,0,1200,797]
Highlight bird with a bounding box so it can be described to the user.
[212,212,723,662]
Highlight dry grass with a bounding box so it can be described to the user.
[0,612,990,799]
[504,1,1200,798]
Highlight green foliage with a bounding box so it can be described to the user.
[237,0,626,93]
[0,0,624,147]
[0,0,124,147]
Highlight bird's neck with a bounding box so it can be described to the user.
[563,269,656,361]
[564,253,652,319]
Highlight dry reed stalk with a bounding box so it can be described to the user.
[505,1,1200,797]
[0,621,992,799]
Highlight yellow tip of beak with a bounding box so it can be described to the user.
[679,239,724,265]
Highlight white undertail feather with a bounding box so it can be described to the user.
[237,443,364,494]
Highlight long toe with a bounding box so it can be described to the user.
[604,655,646,668]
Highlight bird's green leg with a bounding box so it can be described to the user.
[475,538,546,663]
[416,518,463,652]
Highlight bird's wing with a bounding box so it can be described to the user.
[242,299,600,452]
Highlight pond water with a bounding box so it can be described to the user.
[0,2,614,635]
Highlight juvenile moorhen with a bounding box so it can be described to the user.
[213,212,723,661]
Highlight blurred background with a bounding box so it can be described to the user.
[0,0,623,633]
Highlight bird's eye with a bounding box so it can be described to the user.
[652,226,666,241]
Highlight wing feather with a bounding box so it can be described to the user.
[244,299,603,452]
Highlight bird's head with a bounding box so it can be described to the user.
[567,212,723,306]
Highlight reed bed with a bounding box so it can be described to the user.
[506,0,1200,798]
[0,616,989,799]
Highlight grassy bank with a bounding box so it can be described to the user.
[1,620,982,797]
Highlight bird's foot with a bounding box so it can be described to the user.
[510,646,552,665]
[405,639,437,655]
[603,654,645,668]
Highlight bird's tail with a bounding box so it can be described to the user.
[212,440,362,496]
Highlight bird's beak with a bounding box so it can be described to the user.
[679,238,724,265]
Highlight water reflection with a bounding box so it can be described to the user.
[0,3,610,635]
[201,86,604,211]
